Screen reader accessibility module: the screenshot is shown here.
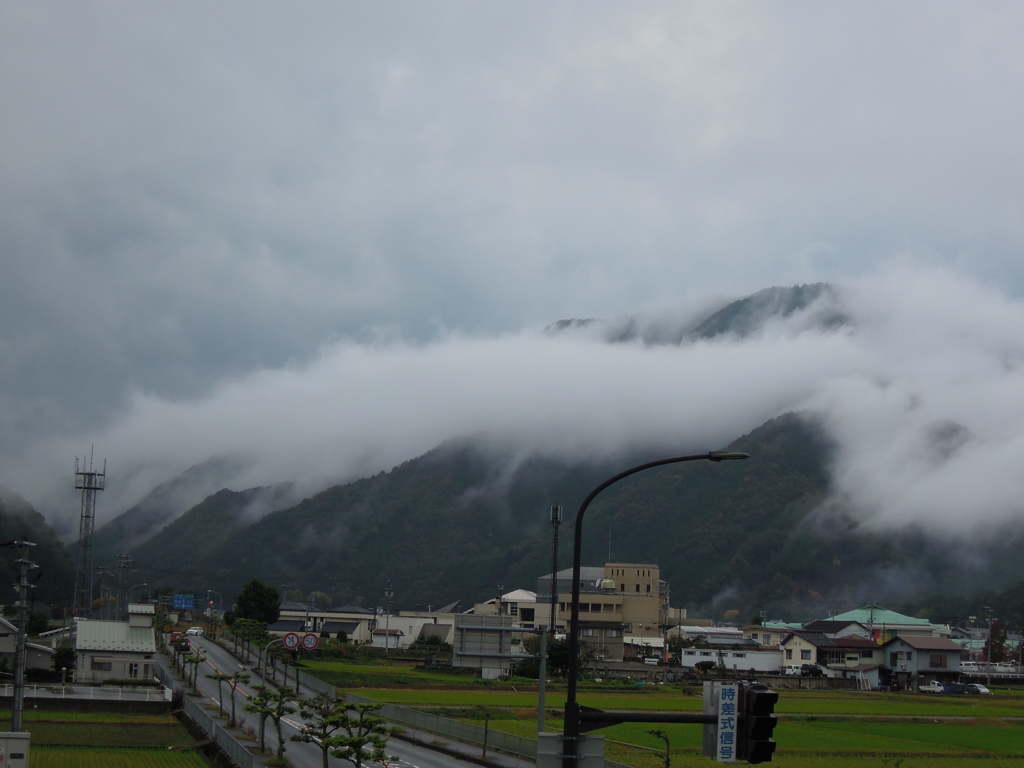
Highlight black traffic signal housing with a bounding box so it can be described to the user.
[740,682,778,763]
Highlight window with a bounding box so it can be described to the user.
[929,653,945,669]
[603,604,614,612]
[624,623,633,633]
[521,608,535,622]
[907,652,913,661]
[579,604,590,612]
[684,650,695,656]
[607,629,621,638]
[581,628,595,637]
[750,633,759,642]
[128,663,139,679]
[646,584,651,593]
[620,584,625,592]
[800,650,812,660]
[143,664,151,678]
[509,604,518,615]
[861,649,874,658]
[635,584,640,592]
[733,653,746,658]
[700,651,712,657]
[90,660,112,672]
[786,649,792,659]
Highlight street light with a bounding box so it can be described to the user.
[129,582,148,604]
[561,450,749,768]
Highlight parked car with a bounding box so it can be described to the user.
[919,681,946,694]
[966,683,992,695]
[801,664,826,678]
[185,627,204,637]
[783,665,803,676]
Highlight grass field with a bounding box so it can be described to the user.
[0,710,209,766]
[32,746,209,767]
[300,658,1024,768]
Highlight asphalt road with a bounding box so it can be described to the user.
[163,636,513,768]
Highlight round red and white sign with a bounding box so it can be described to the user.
[282,632,300,650]
[302,632,319,650]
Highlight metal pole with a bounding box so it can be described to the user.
[549,504,562,634]
[537,627,548,734]
[384,580,394,655]
[561,452,748,768]
[10,539,37,732]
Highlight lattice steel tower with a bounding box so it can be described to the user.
[71,452,106,617]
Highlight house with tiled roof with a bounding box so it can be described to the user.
[803,620,870,639]
[882,635,963,687]
[780,630,836,673]
[829,605,949,643]
[277,601,376,643]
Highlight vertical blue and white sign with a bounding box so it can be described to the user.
[717,682,738,763]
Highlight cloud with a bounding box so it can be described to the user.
[6,265,1024,543]
[2,6,1024,535]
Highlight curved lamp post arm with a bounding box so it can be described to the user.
[260,638,282,675]
[562,451,748,768]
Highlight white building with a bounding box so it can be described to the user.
[75,603,156,684]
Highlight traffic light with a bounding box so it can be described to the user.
[740,683,778,763]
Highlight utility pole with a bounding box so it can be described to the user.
[384,580,394,655]
[96,565,112,620]
[114,554,135,621]
[549,503,562,635]
[496,584,505,617]
[7,539,38,732]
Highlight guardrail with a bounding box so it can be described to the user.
[345,692,635,768]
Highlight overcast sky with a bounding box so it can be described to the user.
[3,3,1024,534]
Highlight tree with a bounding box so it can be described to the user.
[987,619,1008,663]
[244,685,274,754]
[232,617,266,663]
[648,729,671,768]
[291,690,349,768]
[308,590,332,610]
[234,578,281,626]
[26,611,50,636]
[328,702,394,768]
[245,685,297,762]
[52,645,75,673]
[153,613,173,645]
[206,671,231,717]
[184,652,204,694]
[225,670,251,727]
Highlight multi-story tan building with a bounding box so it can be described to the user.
[536,562,673,662]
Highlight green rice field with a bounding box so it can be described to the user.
[0,710,208,766]
[297,659,1024,767]
[32,747,209,768]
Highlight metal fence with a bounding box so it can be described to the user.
[346,693,637,768]
[297,667,336,697]
[346,692,536,759]
[179,669,254,768]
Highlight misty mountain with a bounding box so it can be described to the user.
[547,283,849,345]
[0,487,76,605]
[91,455,253,567]
[99,411,1024,621]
